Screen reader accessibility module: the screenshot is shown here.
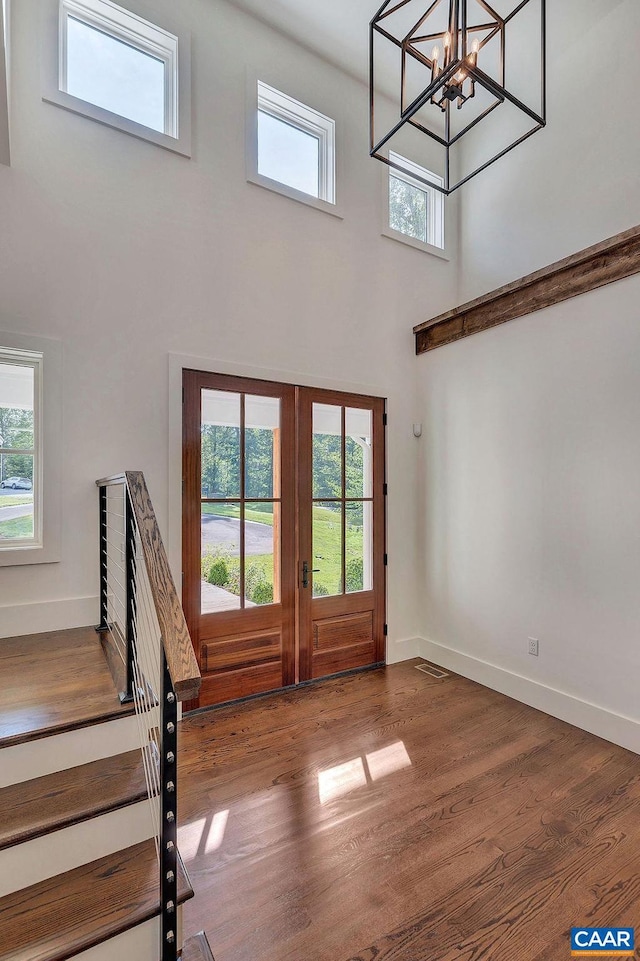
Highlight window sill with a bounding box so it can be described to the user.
[247,172,344,220]
[381,226,449,261]
[42,89,192,157]
[0,542,61,567]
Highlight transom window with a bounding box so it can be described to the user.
[257,81,336,205]
[56,0,180,138]
[388,151,445,251]
[0,349,42,548]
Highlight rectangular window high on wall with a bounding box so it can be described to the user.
[252,81,336,208]
[387,150,445,252]
[42,0,191,155]
[0,349,42,549]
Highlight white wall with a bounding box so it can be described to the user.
[0,0,457,656]
[417,0,640,747]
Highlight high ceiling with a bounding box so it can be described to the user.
[228,0,376,86]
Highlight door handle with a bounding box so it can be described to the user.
[302,561,320,589]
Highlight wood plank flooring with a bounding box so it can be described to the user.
[178,659,640,961]
[0,839,193,961]
[0,750,146,850]
[0,627,133,747]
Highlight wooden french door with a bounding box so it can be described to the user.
[182,370,386,710]
[297,388,386,682]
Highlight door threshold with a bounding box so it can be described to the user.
[184,662,386,717]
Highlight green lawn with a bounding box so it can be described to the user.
[0,495,32,508]
[201,503,274,526]
[0,516,33,539]
[201,504,363,599]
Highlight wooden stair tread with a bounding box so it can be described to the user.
[0,627,133,747]
[0,839,193,961]
[182,932,216,961]
[0,750,146,851]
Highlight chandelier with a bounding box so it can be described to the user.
[370,0,546,194]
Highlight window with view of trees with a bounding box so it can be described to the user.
[0,352,41,546]
[388,151,444,250]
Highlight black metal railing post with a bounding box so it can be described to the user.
[160,648,178,961]
[121,490,136,704]
[97,485,109,632]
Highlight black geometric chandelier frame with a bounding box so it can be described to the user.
[370,0,546,195]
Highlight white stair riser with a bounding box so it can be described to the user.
[0,800,154,897]
[70,908,183,961]
[0,714,140,787]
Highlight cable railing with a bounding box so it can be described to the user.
[96,471,201,961]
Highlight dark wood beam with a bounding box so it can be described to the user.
[414,224,640,354]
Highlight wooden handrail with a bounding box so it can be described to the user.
[96,471,201,702]
[95,472,127,488]
[125,471,201,702]
[414,224,640,353]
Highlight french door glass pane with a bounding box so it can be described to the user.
[201,503,241,614]
[346,501,373,593]
[201,390,241,498]
[312,501,342,597]
[345,408,372,498]
[245,395,280,499]
[313,403,342,499]
[244,501,279,606]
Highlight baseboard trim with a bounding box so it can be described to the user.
[0,596,99,638]
[386,636,423,664]
[418,637,640,755]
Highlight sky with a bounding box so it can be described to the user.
[66,17,165,132]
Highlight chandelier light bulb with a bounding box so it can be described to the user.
[472,38,480,54]
[432,45,440,62]
[444,31,451,48]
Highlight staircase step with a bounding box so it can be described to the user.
[0,839,193,961]
[0,626,133,748]
[0,714,140,789]
[0,750,146,850]
[182,932,217,961]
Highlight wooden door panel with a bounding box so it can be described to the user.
[311,642,376,680]
[202,631,282,673]
[312,611,374,678]
[197,662,284,706]
[183,371,296,708]
[313,611,373,652]
[298,388,386,683]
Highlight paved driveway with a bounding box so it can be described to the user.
[0,503,34,521]
[201,515,273,556]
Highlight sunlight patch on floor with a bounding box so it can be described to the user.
[318,741,412,804]
[178,809,230,860]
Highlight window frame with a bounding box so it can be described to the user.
[41,0,191,157]
[382,151,448,259]
[0,332,62,568]
[247,78,342,218]
[0,348,42,550]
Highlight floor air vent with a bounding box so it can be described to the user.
[415,662,449,679]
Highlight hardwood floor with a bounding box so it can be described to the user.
[178,660,640,961]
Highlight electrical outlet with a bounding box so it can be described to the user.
[528,637,539,657]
